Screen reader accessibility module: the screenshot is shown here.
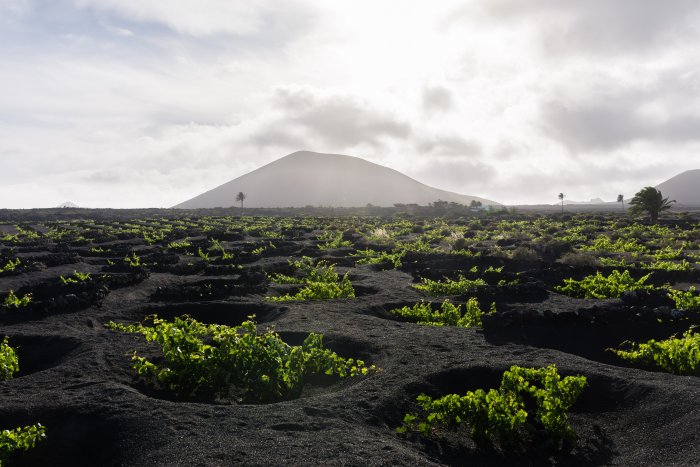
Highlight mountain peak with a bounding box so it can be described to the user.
[56,201,80,208]
[175,151,498,208]
[656,170,700,205]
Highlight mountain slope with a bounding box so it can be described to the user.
[175,151,499,208]
[56,201,80,208]
[656,170,700,205]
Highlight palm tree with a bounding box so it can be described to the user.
[235,192,246,209]
[617,194,624,210]
[628,187,675,223]
[558,193,565,214]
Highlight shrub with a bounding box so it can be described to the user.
[267,257,339,284]
[0,337,44,464]
[317,231,352,250]
[0,423,46,465]
[106,315,374,402]
[642,260,692,271]
[510,247,539,262]
[388,299,495,327]
[352,249,405,268]
[668,287,700,311]
[265,256,355,302]
[59,271,91,285]
[0,259,21,274]
[2,291,32,309]
[558,252,600,268]
[452,238,470,251]
[535,238,572,261]
[166,240,191,250]
[399,365,586,451]
[413,276,488,296]
[267,273,355,301]
[0,337,19,381]
[610,329,700,375]
[580,236,648,254]
[597,257,633,268]
[554,270,653,299]
[124,251,142,267]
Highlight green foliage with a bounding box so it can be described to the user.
[258,230,283,239]
[209,239,234,261]
[597,257,632,268]
[388,299,495,327]
[396,237,437,253]
[317,231,353,250]
[106,315,373,402]
[352,248,405,268]
[0,423,46,465]
[628,187,675,223]
[668,287,700,311]
[3,291,32,308]
[399,365,586,451]
[0,337,19,381]
[580,236,648,254]
[197,247,211,262]
[0,259,21,274]
[167,239,192,250]
[610,329,700,375]
[251,242,275,255]
[268,257,339,284]
[266,257,356,300]
[59,271,91,285]
[554,270,653,299]
[652,245,684,261]
[451,247,480,257]
[642,259,692,271]
[124,251,142,267]
[267,273,355,301]
[413,276,488,296]
[142,230,165,245]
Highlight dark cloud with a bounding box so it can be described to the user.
[270,87,412,148]
[418,136,481,157]
[461,0,700,56]
[422,85,454,114]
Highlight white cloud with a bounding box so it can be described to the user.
[73,0,275,36]
[2,0,700,207]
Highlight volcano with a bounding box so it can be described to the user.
[656,170,700,206]
[174,151,499,208]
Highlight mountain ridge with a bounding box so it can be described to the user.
[656,169,700,205]
[174,151,499,208]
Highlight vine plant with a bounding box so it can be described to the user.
[106,315,374,402]
[399,365,586,452]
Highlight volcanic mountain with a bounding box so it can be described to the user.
[175,151,499,208]
[56,201,80,208]
[656,170,700,206]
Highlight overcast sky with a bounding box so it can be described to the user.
[2,0,700,208]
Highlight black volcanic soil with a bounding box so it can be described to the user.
[1,214,700,466]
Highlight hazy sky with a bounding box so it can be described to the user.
[2,0,700,208]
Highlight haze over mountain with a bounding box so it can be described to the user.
[175,151,498,209]
[656,170,700,206]
[562,198,606,206]
[55,201,79,208]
